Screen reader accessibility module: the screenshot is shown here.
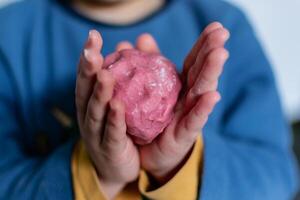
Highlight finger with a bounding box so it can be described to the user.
[183,22,223,78]
[185,48,229,107]
[84,70,114,137]
[116,41,134,51]
[176,91,221,143]
[187,28,230,88]
[136,33,160,53]
[79,30,103,75]
[102,99,128,150]
[103,51,121,69]
[76,30,103,123]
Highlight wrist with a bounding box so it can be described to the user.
[93,163,127,200]
[98,175,126,200]
[148,145,194,186]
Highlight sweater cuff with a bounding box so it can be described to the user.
[71,140,140,200]
[71,140,107,200]
[138,135,203,200]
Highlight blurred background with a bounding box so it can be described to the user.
[223,3,300,192]
[227,0,300,123]
[222,0,300,178]
[1,0,300,195]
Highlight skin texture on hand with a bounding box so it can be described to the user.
[75,30,140,200]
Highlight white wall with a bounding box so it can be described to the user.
[1,0,300,121]
[226,0,300,121]
[0,0,17,7]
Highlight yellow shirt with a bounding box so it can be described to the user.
[72,135,203,200]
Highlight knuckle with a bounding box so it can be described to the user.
[98,71,112,84]
[79,63,94,78]
[92,88,108,104]
[206,51,217,65]
[106,120,119,132]
[86,110,102,126]
[79,62,97,78]
[200,72,213,86]
[195,108,208,125]
[212,48,228,62]
[93,90,104,102]
[94,85,113,102]
[207,30,226,48]
[100,78,114,90]
[207,33,216,46]
[193,106,203,118]
[192,78,211,95]
[78,70,89,79]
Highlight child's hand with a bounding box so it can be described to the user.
[182,22,230,110]
[133,23,230,185]
[75,30,140,199]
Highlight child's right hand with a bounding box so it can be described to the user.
[75,30,140,200]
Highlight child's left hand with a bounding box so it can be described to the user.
[115,22,230,185]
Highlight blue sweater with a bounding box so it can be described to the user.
[0,0,298,199]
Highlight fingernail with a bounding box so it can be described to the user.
[88,30,94,40]
[224,29,230,41]
[89,30,93,37]
[83,49,91,62]
[89,30,99,42]
[86,31,93,45]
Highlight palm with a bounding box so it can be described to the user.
[139,98,191,177]
[112,137,140,182]
[137,23,229,182]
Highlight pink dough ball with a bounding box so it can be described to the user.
[104,49,182,145]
